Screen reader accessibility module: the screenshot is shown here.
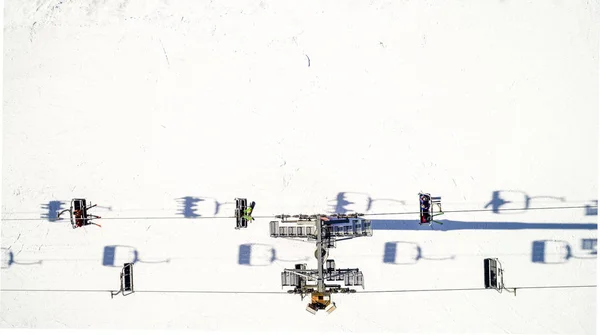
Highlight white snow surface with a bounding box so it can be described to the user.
[1,0,598,333]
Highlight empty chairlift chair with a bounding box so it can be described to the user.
[483,258,516,295]
[111,263,135,298]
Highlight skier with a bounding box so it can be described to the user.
[420,195,431,210]
[74,209,85,227]
[242,206,255,222]
[420,198,444,226]
[74,209,102,228]
[234,198,256,229]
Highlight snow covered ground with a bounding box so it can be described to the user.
[1,0,598,333]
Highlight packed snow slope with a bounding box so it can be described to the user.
[2,0,598,333]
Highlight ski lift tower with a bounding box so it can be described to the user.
[270,213,373,314]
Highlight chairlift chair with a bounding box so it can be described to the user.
[235,198,255,229]
[111,262,134,298]
[483,258,516,295]
[419,193,444,225]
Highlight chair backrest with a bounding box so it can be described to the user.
[484,258,499,289]
[72,199,88,217]
[122,263,134,292]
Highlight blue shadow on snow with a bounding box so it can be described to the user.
[176,196,233,217]
[197,197,232,215]
[581,238,597,255]
[176,196,203,218]
[585,200,598,216]
[484,190,565,214]
[1,248,43,269]
[103,245,139,266]
[237,243,309,266]
[371,219,597,231]
[531,239,596,264]
[383,241,455,264]
[41,200,66,221]
[102,245,169,266]
[238,243,276,266]
[329,192,405,214]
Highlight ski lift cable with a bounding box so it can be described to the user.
[0,204,595,222]
[1,284,595,295]
[353,284,597,293]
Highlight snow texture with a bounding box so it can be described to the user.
[1,0,598,333]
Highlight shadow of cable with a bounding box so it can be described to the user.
[371,219,597,231]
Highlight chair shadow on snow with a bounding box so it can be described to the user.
[176,196,234,218]
[41,200,66,221]
[328,192,405,214]
[383,241,455,265]
[327,190,583,217]
[176,196,203,218]
[102,245,170,267]
[1,248,43,269]
[371,219,597,231]
[42,200,112,222]
[484,190,566,214]
[531,239,597,264]
[238,243,309,266]
[585,200,598,216]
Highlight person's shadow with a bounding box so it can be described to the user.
[41,200,66,221]
[176,196,203,218]
[484,190,565,213]
[329,192,405,214]
[331,192,356,214]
